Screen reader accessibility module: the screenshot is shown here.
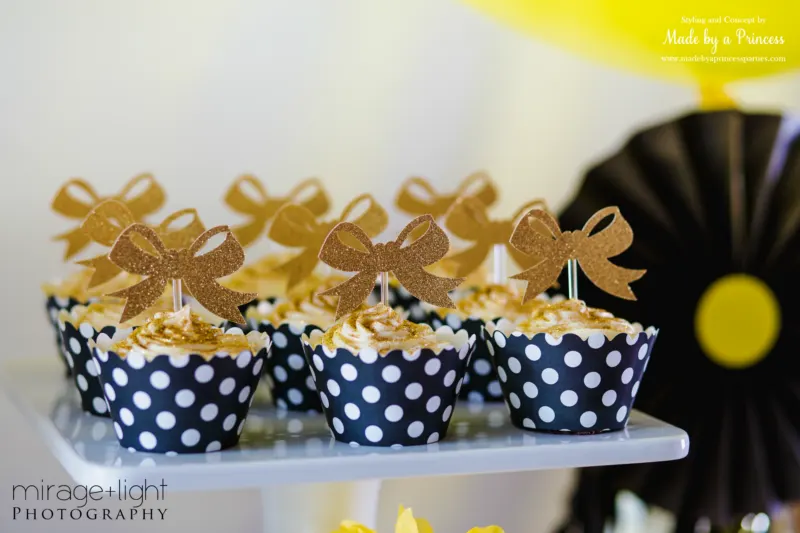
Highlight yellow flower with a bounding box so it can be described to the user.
[334,506,504,533]
[467,527,505,533]
[333,520,376,533]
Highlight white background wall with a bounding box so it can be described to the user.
[1,1,798,531]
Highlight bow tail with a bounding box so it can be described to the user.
[447,243,490,278]
[76,255,122,288]
[579,257,645,300]
[54,226,92,260]
[273,249,319,290]
[108,275,169,324]
[318,271,377,320]
[183,276,257,325]
[394,266,464,309]
[231,218,267,248]
[510,259,564,303]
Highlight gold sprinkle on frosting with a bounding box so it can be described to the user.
[433,284,548,322]
[514,298,639,339]
[249,274,354,329]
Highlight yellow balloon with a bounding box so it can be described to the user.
[462,0,799,90]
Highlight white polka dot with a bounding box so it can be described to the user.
[365,425,383,443]
[201,404,218,421]
[332,417,344,434]
[424,358,441,376]
[272,332,287,348]
[487,380,502,397]
[194,365,214,383]
[322,345,337,358]
[64,351,74,368]
[545,334,562,346]
[485,341,494,357]
[320,391,329,408]
[327,379,341,396]
[522,418,536,429]
[114,422,123,439]
[459,343,470,360]
[104,383,116,402]
[118,407,134,426]
[206,441,221,452]
[378,366,399,384]
[445,314,462,330]
[473,359,492,376]
[181,429,200,447]
[442,405,453,422]
[237,420,245,435]
[509,392,521,409]
[638,344,649,360]
[360,347,378,364]
[126,351,145,369]
[606,350,622,367]
[507,357,522,374]
[580,411,597,428]
[287,388,303,404]
[223,414,237,431]
[139,432,157,450]
[252,358,263,376]
[525,344,541,361]
[156,411,176,430]
[564,351,582,368]
[306,375,316,391]
[584,372,601,389]
[385,404,403,422]
[273,365,288,382]
[626,334,638,345]
[175,389,195,407]
[468,391,483,402]
[285,353,304,371]
[236,350,252,368]
[69,337,82,355]
[93,397,107,413]
[443,370,456,387]
[497,366,508,382]
[312,354,324,371]
[133,391,151,410]
[405,383,423,400]
[219,377,236,395]
[493,331,507,348]
[588,333,605,349]
[86,359,99,377]
[344,403,360,420]
[79,323,95,339]
[427,432,440,444]
[169,354,189,368]
[523,382,538,398]
[455,378,464,394]
[341,363,358,381]
[95,345,109,362]
[362,386,381,403]
[407,421,424,438]
[602,390,617,406]
[560,390,578,407]
[149,370,170,390]
[616,406,628,422]
[76,374,88,391]
[541,368,559,385]
[632,381,640,396]
[538,406,555,422]
[239,386,252,403]
[621,368,634,384]
[426,396,441,413]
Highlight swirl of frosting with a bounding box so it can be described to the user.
[514,298,641,339]
[247,274,350,329]
[321,304,446,354]
[111,306,265,359]
[429,284,548,322]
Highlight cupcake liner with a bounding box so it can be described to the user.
[302,328,476,447]
[45,295,90,377]
[486,320,658,434]
[58,315,132,417]
[93,341,269,454]
[430,313,503,402]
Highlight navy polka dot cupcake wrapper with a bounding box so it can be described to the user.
[485,322,658,434]
[430,314,503,402]
[93,346,268,454]
[302,329,476,447]
[46,295,87,377]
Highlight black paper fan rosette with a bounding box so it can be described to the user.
[302,327,475,446]
[556,110,800,531]
[92,334,270,454]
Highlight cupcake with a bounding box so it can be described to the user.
[93,306,270,453]
[485,298,657,434]
[303,304,475,446]
[426,284,556,402]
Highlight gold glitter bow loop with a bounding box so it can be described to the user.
[268,194,388,290]
[224,175,331,248]
[510,206,646,303]
[107,224,256,324]
[77,200,206,288]
[444,196,549,277]
[395,171,498,219]
[51,173,165,260]
[318,215,464,320]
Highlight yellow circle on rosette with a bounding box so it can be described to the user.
[694,274,780,369]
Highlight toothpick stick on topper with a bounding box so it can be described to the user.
[104,222,257,325]
[509,206,646,303]
[224,175,331,248]
[395,171,498,220]
[76,199,207,289]
[317,215,465,320]
[268,194,389,290]
[51,173,166,260]
[444,196,551,279]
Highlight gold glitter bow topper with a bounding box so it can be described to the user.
[51,173,166,260]
[395,171,498,220]
[224,175,331,248]
[76,199,206,289]
[318,215,465,319]
[268,194,389,290]
[510,206,645,302]
[444,196,551,277]
[105,224,257,324]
